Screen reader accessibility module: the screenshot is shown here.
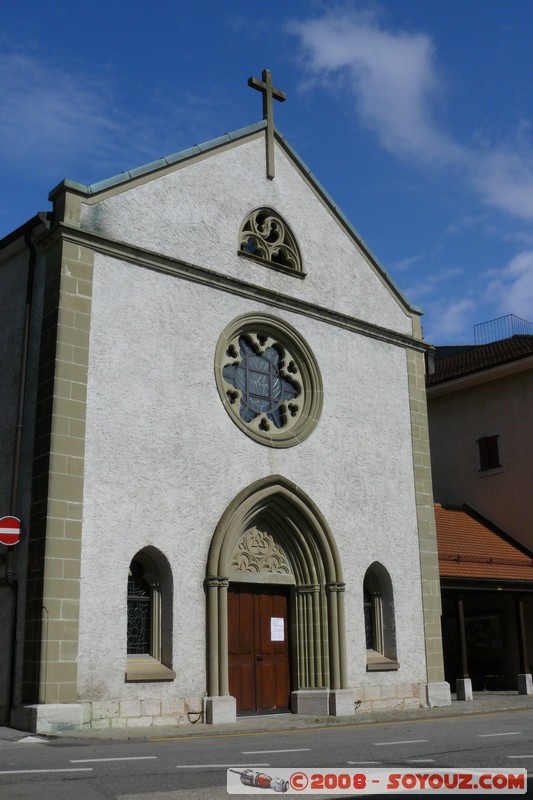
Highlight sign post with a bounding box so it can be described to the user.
[0,517,22,546]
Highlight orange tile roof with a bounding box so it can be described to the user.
[435,504,533,582]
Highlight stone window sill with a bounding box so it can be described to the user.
[366,651,400,672]
[478,466,503,477]
[125,655,176,682]
[238,251,307,279]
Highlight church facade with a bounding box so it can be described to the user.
[0,75,449,732]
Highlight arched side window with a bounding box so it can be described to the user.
[126,548,175,682]
[239,207,304,277]
[363,563,399,672]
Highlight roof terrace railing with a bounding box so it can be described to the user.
[474,314,533,344]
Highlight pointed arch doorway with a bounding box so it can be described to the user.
[205,476,347,721]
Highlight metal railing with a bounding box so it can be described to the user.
[474,314,533,344]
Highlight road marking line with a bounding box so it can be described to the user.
[347,761,381,765]
[508,755,533,759]
[241,748,311,754]
[374,739,428,746]
[0,768,93,774]
[176,763,270,769]
[407,759,435,763]
[70,756,158,763]
[477,732,521,737]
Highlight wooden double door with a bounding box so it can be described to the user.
[228,585,291,713]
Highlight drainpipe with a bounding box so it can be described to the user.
[4,220,39,722]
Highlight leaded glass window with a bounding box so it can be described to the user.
[215,314,323,448]
[364,588,373,650]
[223,336,299,429]
[127,561,151,655]
[363,562,398,668]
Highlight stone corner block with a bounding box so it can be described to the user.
[456,678,473,701]
[329,688,355,717]
[291,689,329,716]
[518,673,533,695]
[425,681,451,707]
[11,703,84,733]
[204,695,236,725]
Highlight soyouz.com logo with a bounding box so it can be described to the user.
[227,767,527,794]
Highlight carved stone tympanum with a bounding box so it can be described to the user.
[231,527,291,574]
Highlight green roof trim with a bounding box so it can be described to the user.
[48,121,267,200]
[48,118,420,315]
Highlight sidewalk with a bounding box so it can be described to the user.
[2,692,533,743]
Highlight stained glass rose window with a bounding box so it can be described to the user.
[215,315,322,447]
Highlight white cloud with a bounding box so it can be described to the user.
[485,251,533,319]
[404,267,463,301]
[445,213,491,236]
[472,146,533,222]
[390,253,425,272]
[0,52,131,176]
[288,9,533,230]
[0,50,201,183]
[423,297,477,342]
[287,11,463,164]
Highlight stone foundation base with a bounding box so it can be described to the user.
[424,681,452,707]
[517,674,533,695]
[353,682,422,714]
[291,689,329,715]
[204,695,236,724]
[9,682,443,731]
[456,678,473,701]
[12,696,205,732]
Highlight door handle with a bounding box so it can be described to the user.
[256,654,265,661]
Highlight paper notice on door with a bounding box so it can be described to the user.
[271,617,284,641]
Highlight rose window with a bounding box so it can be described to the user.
[215,314,323,448]
[222,335,301,432]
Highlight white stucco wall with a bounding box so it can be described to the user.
[80,136,413,337]
[77,252,427,705]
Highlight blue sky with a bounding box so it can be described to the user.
[2,0,533,343]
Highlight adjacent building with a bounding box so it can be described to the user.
[427,331,533,695]
[427,334,533,552]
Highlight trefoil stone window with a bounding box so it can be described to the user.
[239,207,304,276]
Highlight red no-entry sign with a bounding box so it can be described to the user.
[0,516,21,546]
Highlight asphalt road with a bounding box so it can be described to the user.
[0,709,532,799]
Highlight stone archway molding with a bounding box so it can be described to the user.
[204,475,350,723]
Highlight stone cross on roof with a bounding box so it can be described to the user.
[248,69,286,180]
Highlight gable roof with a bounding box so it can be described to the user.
[428,335,533,386]
[47,121,419,317]
[435,504,533,582]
